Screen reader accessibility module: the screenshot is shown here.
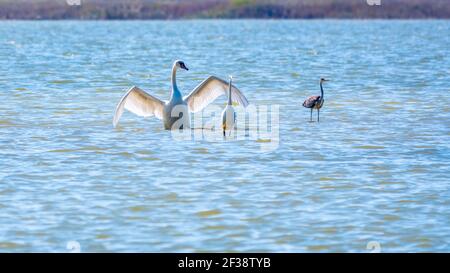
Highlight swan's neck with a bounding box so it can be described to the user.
[227,81,232,106]
[171,64,182,100]
[320,82,324,100]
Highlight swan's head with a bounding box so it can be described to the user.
[320,78,329,83]
[175,60,189,71]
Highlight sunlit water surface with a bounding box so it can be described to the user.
[0,20,449,252]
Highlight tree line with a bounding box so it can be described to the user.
[0,0,449,19]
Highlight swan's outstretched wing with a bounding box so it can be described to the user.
[113,86,164,127]
[183,76,249,113]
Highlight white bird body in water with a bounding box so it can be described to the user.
[113,60,249,129]
[302,78,329,122]
[222,76,236,136]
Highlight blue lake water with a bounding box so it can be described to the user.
[0,20,449,252]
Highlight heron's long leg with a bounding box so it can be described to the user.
[310,108,313,121]
[317,109,320,122]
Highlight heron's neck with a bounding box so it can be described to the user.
[320,82,324,99]
[171,65,181,100]
[227,83,232,105]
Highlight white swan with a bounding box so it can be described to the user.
[113,60,249,130]
[222,76,236,136]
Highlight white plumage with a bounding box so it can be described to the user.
[185,76,249,113]
[113,60,249,130]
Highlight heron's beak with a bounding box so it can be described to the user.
[181,63,189,71]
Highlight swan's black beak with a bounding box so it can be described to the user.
[180,62,189,71]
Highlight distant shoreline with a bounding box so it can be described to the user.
[1,18,449,21]
[1,0,449,20]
